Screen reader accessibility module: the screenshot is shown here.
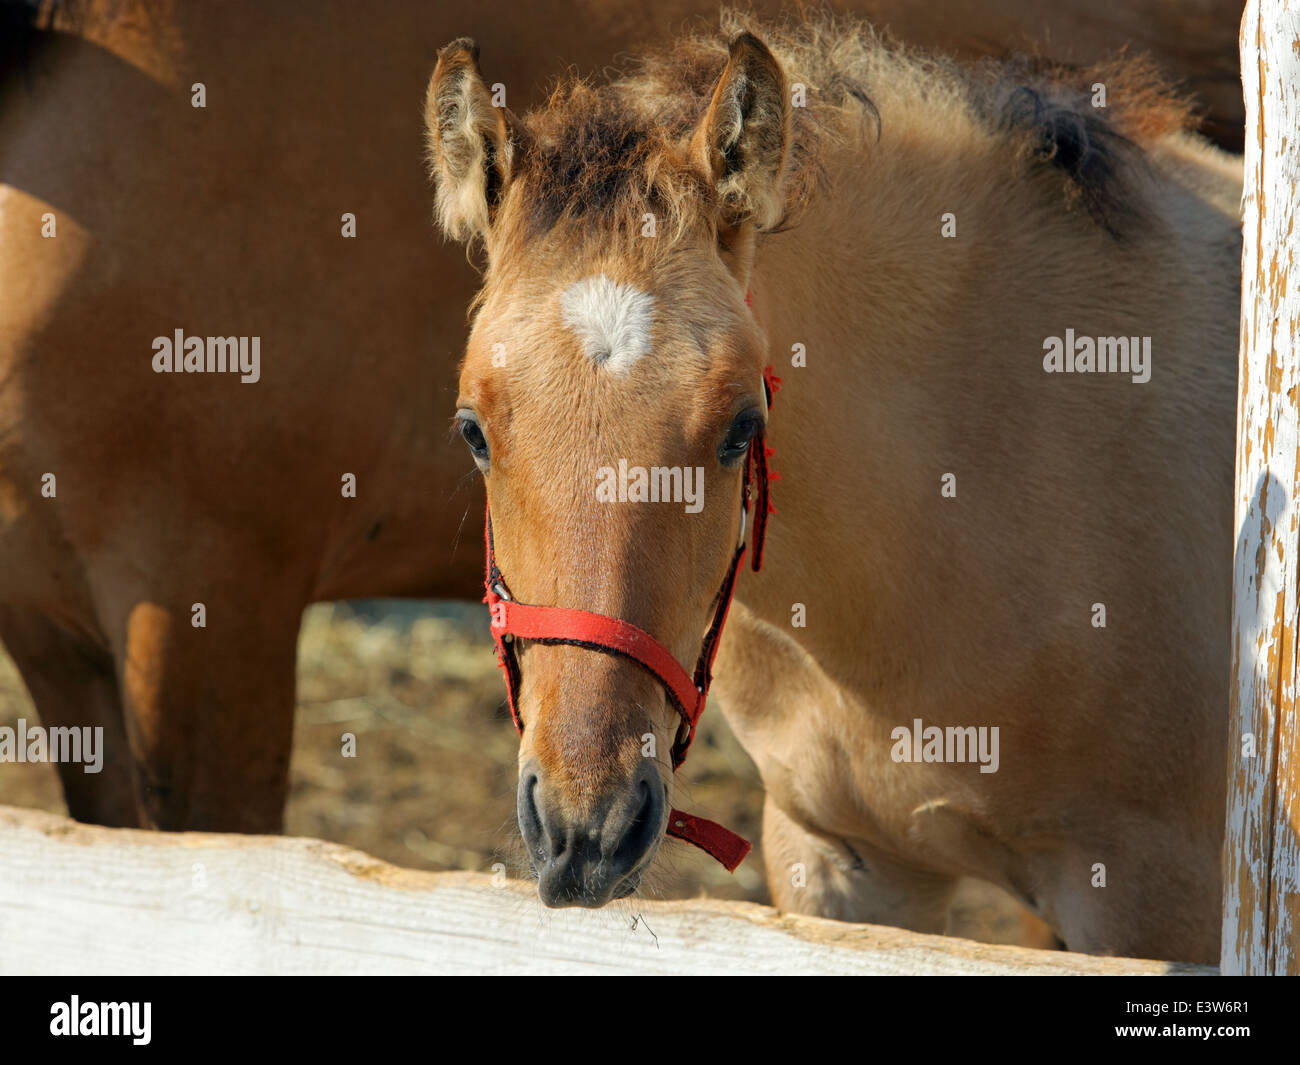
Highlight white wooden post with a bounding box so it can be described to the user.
[1224,0,1300,976]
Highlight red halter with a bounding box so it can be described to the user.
[483,364,781,872]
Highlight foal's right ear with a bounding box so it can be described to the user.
[425,38,515,243]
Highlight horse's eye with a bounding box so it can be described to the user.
[719,410,762,465]
[458,413,489,461]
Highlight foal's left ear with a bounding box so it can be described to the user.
[690,32,790,232]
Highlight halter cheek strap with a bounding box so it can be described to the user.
[483,364,781,873]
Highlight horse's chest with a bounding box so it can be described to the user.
[714,601,1013,867]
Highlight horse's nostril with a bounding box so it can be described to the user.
[517,769,547,863]
[611,768,664,875]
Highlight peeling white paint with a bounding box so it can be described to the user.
[1223,0,1300,977]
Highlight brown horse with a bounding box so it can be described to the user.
[426,11,1240,960]
[0,0,1242,837]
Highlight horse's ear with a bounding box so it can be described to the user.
[425,38,516,243]
[690,32,790,232]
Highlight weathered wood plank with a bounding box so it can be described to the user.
[1224,0,1300,977]
[0,806,1208,975]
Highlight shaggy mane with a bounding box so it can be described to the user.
[501,8,1194,249]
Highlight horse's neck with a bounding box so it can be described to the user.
[743,126,1067,678]
[745,117,1234,698]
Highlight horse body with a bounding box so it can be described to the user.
[0,1,500,830]
[722,119,1240,959]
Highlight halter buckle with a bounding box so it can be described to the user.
[672,718,695,764]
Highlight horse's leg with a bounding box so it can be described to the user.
[761,795,956,933]
[0,606,140,826]
[89,554,304,834]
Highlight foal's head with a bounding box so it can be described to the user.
[426,32,789,905]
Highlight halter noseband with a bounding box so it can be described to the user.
[483,364,780,873]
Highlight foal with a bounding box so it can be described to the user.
[425,13,1240,960]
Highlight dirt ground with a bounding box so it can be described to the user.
[0,600,1049,946]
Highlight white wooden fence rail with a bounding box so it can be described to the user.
[0,806,1210,975]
